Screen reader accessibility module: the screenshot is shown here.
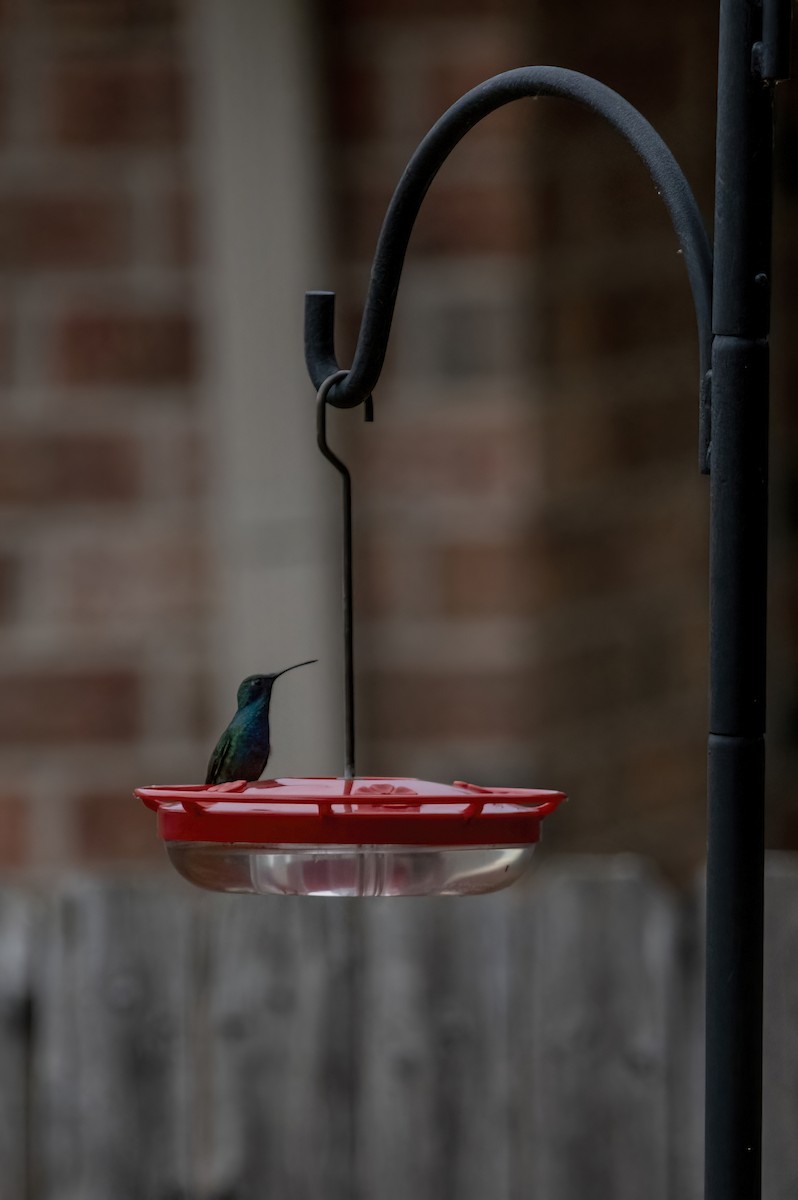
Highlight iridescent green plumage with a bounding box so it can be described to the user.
[205,661,317,784]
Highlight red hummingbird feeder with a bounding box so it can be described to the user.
[137,778,564,897]
[136,311,566,896]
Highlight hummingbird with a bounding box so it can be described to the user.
[205,661,317,785]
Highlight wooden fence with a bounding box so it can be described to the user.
[0,854,797,1200]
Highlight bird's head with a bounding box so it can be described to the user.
[235,660,317,710]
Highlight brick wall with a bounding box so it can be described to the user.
[528,3,798,873]
[523,0,719,878]
[1,0,793,882]
[0,0,209,870]
[322,0,798,882]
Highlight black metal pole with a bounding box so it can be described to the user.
[705,0,785,1196]
[303,38,788,1193]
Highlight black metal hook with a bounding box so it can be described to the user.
[317,370,357,779]
[304,65,713,468]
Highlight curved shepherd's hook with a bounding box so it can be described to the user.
[311,65,715,780]
[305,65,713,465]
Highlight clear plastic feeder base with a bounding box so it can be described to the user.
[167,842,536,897]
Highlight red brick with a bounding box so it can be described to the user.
[416,181,530,255]
[51,57,185,146]
[0,554,18,622]
[0,797,29,867]
[595,280,695,356]
[538,398,615,486]
[541,391,694,487]
[601,166,679,241]
[0,432,139,504]
[56,311,196,385]
[538,161,663,252]
[43,0,179,30]
[0,670,140,742]
[57,534,204,624]
[340,180,530,259]
[328,59,382,141]
[540,277,693,364]
[604,392,693,469]
[535,498,706,610]
[539,291,596,363]
[358,423,528,496]
[364,670,533,741]
[536,627,693,733]
[76,791,164,862]
[338,0,512,15]
[356,535,434,618]
[439,541,535,617]
[563,39,683,121]
[424,42,533,138]
[0,194,131,270]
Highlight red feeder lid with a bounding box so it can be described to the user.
[135,777,566,848]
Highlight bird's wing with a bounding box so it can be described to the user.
[206,730,234,785]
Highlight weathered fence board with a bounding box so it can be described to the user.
[431,895,511,1200]
[518,857,677,1200]
[32,881,194,1200]
[0,855,790,1198]
[357,895,511,1200]
[356,899,441,1200]
[204,895,357,1200]
[668,883,705,1200]
[763,856,798,1200]
[0,892,34,1200]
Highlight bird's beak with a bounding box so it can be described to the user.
[271,659,318,680]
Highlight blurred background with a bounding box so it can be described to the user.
[0,0,795,887]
